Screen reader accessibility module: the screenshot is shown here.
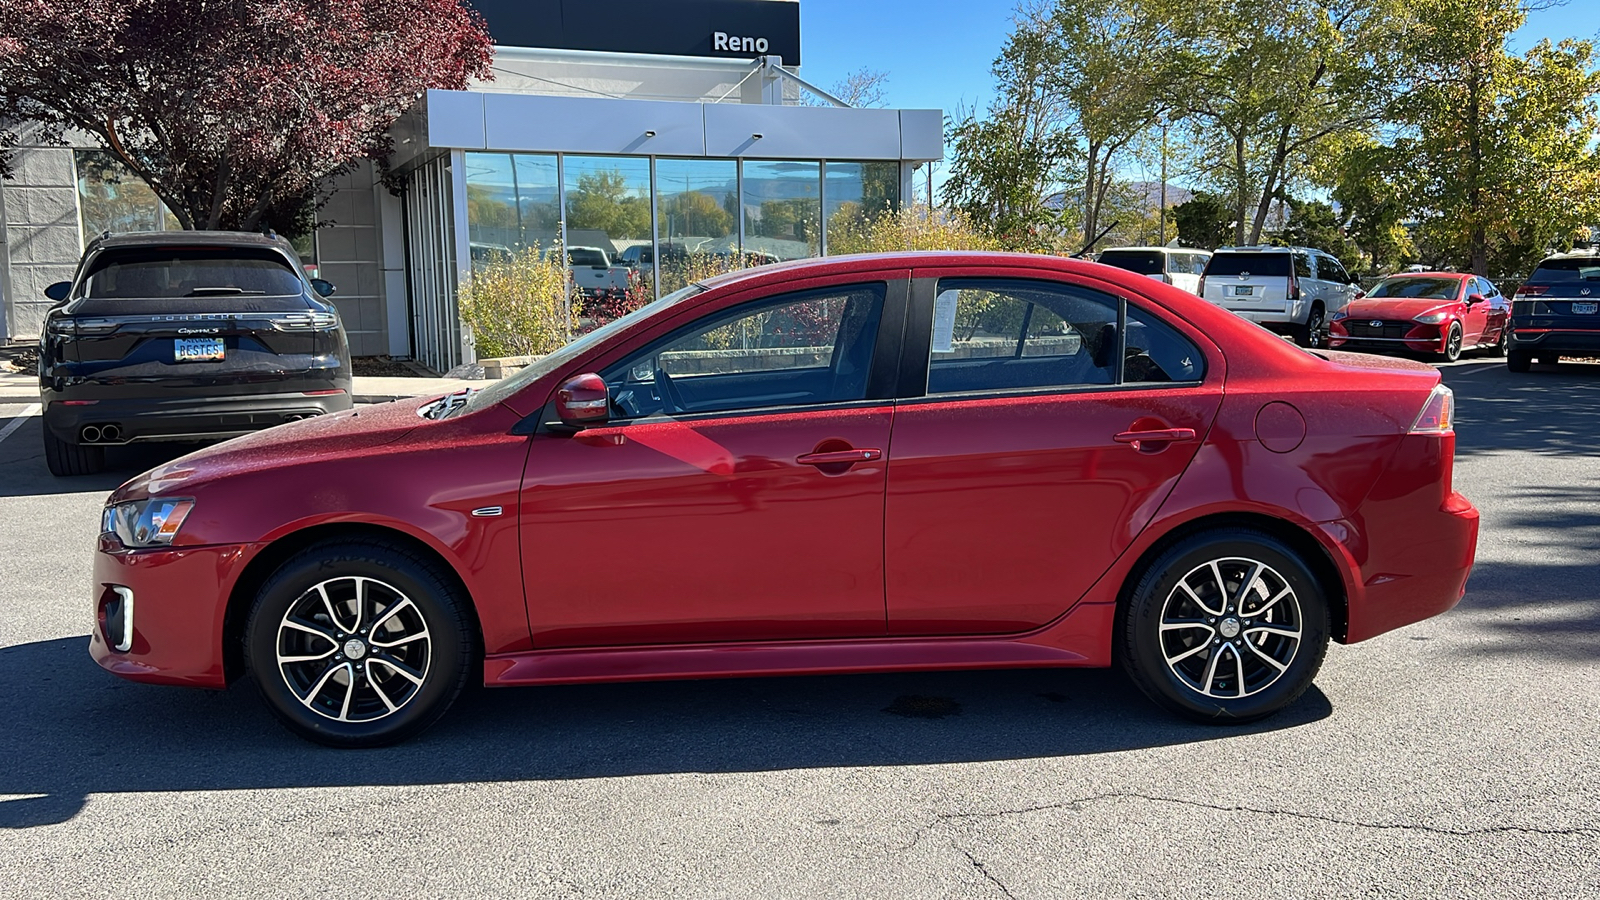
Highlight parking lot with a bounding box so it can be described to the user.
[1,360,1597,898]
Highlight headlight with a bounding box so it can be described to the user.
[1331,310,1349,320]
[1413,310,1449,324]
[103,498,195,548]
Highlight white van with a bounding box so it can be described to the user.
[1200,245,1360,347]
[1096,247,1213,295]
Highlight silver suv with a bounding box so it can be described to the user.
[1200,246,1360,347]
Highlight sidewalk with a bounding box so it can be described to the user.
[0,370,487,405]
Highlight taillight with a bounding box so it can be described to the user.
[1198,276,1207,296]
[271,312,339,331]
[1409,384,1454,434]
[1515,284,1548,296]
[1289,271,1301,301]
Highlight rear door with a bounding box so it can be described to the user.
[884,269,1224,635]
[1203,251,1292,314]
[63,246,338,395]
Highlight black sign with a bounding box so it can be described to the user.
[470,0,801,64]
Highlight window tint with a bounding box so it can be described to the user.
[1125,305,1206,383]
[81,247,303,300]
[1293,253,1312,279]
[1203,253,1290,278]
[926,280,1120,394]
[602,284,884,418]
[1318,256,1350,284]
[1097,250,1165,275]
[1527,257,1600,283]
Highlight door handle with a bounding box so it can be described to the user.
[1113,428,1196,451]
[796,448,882,466]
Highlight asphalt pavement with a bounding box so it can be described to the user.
[0,358,1596,898]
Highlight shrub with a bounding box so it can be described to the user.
[826,205,1003,255]
[458,245,573,358]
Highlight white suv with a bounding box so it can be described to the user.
[1096,247,1213,295]
[1200,246,1360,347]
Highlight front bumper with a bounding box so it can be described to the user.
[44,389,352,444]
[89,537,257,688]
[1328,323,1445,354]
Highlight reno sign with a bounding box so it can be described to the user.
[471,0,802,64]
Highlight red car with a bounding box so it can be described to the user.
[90,252,1479,747]
[1328,272,1510,361]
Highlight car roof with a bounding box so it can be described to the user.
[89,230,298,251]
[1099,246,1210,254]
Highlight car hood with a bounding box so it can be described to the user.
[1340,298,1459,321]
[110,397,429,503]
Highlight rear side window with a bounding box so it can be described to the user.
[1526,258,1600,283]
[1293,253,1312,279]
[1204,253,1290,278]
[81,248,304,300]
[1097,250,1165,275]
[1126,306,1205,383]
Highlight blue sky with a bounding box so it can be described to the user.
[798,0,1600,119]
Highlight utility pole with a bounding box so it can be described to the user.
[1159,120,1169,245]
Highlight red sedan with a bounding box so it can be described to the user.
[90,252,1479,746]
[1328,272,1511,361]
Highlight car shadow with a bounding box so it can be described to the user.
[1444,359,1600,457]
[0,415,203,498]
[0,636,1331,829]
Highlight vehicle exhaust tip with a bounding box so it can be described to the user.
[100,424,121,442]
[80,425,101,443]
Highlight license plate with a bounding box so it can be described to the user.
[1574,302,1597,314]
[174,337,225,362]
[1233,286,1254,296]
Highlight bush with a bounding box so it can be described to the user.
[826,205,1002,255]
[458,245,573,358]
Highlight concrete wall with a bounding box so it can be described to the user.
[1,146,83,341]
[313,160,397,357]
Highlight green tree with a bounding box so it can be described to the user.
[1370,0,1600,279]
[1327,137,1416,275]
[565,169,650,240]
[659,190,733,239]
[1277,197,1361,263]
[1172,191,1234,250]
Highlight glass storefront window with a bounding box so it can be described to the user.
[742,160,820,264]
[655,158,739,293]
[823,161,900,255]
[464,152,559,270]
[564,155,653,300]
[75,150,180,245]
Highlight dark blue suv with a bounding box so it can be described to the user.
[1509,250,1600,372]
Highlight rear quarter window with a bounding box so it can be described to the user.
[1097,251,1165,276]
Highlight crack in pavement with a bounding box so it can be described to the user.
[927,791,1600,840]
[954,843,1017,900]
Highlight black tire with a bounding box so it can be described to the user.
[1489,323,1509,357]
[1296,304,1326,348]
[42,427,105,476]
[1438,322,1463,363]
[1507,349,1532,373]
[245,538,475,748]
[1120,528,1330,724]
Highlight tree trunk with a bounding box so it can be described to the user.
[1233,131,1249,246]
[1467,49,1488,275]
[1249,123,1292,245]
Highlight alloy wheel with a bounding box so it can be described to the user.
[1157,557,1303,699]
[1444,324,1463,362]
[275,576,432,723]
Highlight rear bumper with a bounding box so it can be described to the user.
[89,538,258,688]
[1510,326,1600,355]
[43,388,353,444]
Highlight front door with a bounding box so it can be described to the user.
[520,279,904,648]
[884,272,1224,635]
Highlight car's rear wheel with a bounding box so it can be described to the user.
[245,539,475,748]
[1507,350,1532,373]
[1489,323,1510,357]
[1296,304,1326,348]
[42,428,105,476]
[1120,529,1330,724]
[1439,323,1463,362]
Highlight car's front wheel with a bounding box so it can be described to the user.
[1439,322,1463,362]
[42,427,105,476]
[245,538,475,747]
[1120,529,1330,724]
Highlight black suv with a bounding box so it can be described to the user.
[38,231,353,475]
[1509,250,1600,372]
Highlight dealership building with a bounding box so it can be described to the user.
[0,0,943,372]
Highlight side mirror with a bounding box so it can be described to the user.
[310,278,337,298]
[44,281,71,302]
[555,373,609,429]
[1467,293,1485,305]
[1354,290,1367,300]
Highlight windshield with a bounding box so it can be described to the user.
[82,247,304,299]
[1204,253,1290,278]
[1527,257,1600,282]
[1367,277,1462,300]
[1097,251,1165,275]
[461,283,707,415]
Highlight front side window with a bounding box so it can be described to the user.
[603,283,885,418]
